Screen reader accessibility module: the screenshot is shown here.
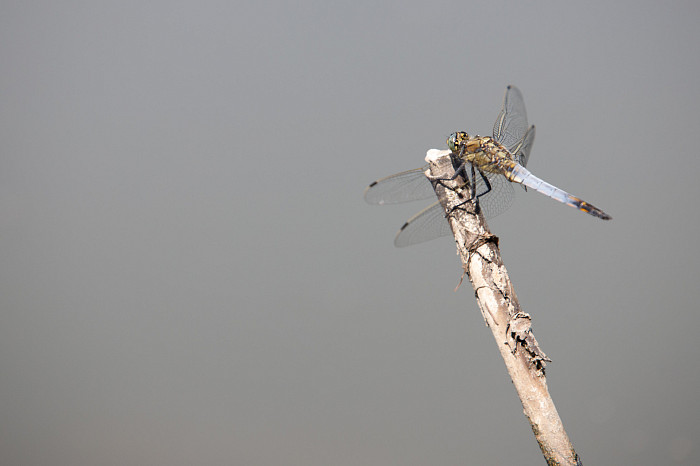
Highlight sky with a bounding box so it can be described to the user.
[1,1,699,465]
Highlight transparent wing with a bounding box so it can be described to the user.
[509,124,536,168]
[364,166,435,205]
[492,85,529,154]
[393,171,516,247]
[474,171,516,219]
[394,202,452,247]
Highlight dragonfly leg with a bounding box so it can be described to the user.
[470,163,477,199]
[430,148,485,218]
[431,162,469,184]
[473,169,492,215]
[427,159,470,200]
[443,163,480,217]
[476,169,492,200]
[446,166,493,218]
[429,147,470,186]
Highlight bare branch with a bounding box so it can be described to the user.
[425,149,581,466]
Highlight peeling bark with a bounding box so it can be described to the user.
[426,152,581,466]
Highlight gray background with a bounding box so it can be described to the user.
[1,1,698,465]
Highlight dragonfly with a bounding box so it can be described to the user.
[364,85,612,247]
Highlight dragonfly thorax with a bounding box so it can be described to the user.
[447,131,470,152]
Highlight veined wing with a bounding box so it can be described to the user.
[510,124,536,168]
[493,85,533,161]
[474,171,516,218]
[365,163,515,210]
[393,172,515,247]
[394,202,452,247]
[364,166,434,205]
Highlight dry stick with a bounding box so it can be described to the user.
[425,150,581,466]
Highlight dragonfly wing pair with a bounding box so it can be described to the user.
[493,85,536,168]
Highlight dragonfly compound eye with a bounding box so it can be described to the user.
[447,132,459,152]
[448,132,470,152]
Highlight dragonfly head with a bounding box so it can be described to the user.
[447,132,470,152]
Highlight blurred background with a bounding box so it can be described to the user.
[1,1,698,464]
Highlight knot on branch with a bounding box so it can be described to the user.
[506,312,551,374]
[466,232,499,255]
[463,233,499,278]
